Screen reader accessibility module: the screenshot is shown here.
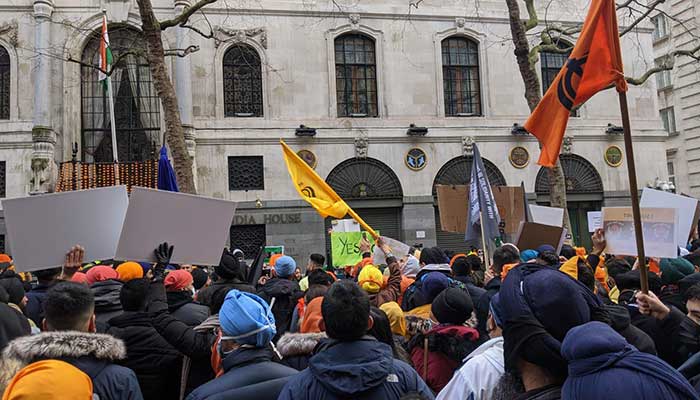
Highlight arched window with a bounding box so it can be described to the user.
[81,27,160,162]
[442,37,481,116]
[0,46,9,120]
[223,44,263,117]
[540,41,572,93]
[335,34,378,117]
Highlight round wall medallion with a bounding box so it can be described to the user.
[297,149,318,169]
[604,145,623,167]
[405,148,427,171]
[509,146,530,169]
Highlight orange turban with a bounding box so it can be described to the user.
[2,360,93,400]
[300,297,324,333]
[164,270,194,291]
[116,262,144,282]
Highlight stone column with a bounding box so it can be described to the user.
[31,0,56,194]
[174,0,197,189]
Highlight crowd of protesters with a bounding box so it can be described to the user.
[2,228,700,399]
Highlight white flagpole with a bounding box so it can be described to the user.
[102,10,119,184]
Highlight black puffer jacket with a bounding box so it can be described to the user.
[167,291,210,327]
[107,311,183,400]
[257,279,304,340]
[605,304,656,355]
[196,280,255,311]
[92,279,123,332]
[0,302,30,350]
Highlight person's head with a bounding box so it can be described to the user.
[219,289,276,352]
[487,293,504,338]
[686,284,700,325]
[605,258,632,282]
[33,267,61,284]
[191,268,210,291]
[307,269,333,287]
[305,284,329,303]
[293,267,302,281]
[43,281,95,332]
[559,245,576,260]
[684,250,700,271]
[660,257,695,285]
[3,360,93,400]
[419,247,448,266]
[379,301,406,337]
[216,249,246,281]
[307,253,325,272]
[274,256,296,279]
[358,265,384,294]
[116,262,144,282]
[0,275,25,306]
[120,278,150,312]
[420,272,450,303]
[164,270,194,292]
[368,307,394,349]
[431,287,473,325]
[492,246,521,274]
[322,280,372,341]
[300,296,325,333]
[536,251,560,267]
[86,265,118,285]
[577,263,596,292]
[520,249,539,263]
[231,249,245,261]
[451,255,482,277]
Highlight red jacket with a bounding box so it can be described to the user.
[409,324,480,393]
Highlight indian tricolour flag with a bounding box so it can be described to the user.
[98,14,112,89]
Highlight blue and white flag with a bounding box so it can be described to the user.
[465,144,501,251]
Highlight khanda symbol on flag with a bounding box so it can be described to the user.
[281,140,379,239]
[525,0,627,168]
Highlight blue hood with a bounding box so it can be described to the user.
[309,337,394,396]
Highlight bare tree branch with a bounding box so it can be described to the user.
[159,0,217,30]
[164,45,201,57]
[180,23,214,39]
[619,0,665,36]
[524,0,539,31]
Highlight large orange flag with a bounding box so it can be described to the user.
[525,0,628,167]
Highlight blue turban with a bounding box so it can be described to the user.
[420,272,450,303]
[563,321,698,400]
[274,256,296,278]
[520,249,539,262]
[219,289,276,347]
[500,263,605,379]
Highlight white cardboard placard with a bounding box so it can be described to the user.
[529,204,565,227]
[2,186,129,272]
[373,236,411,265]
[587,211,602,232]
[602,207,677,259]
[640,188,698,246]
[115,187,237,266]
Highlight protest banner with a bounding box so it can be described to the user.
[529,205,565,227]
[602,207,677,258]
[640,188,698,246]
[116,187,237,266]
[588,211,602,232]
[493,186,526,236]
[330,231,377,267]
[264,246,284,263]
[435,185,468,234]
[516,222,567,254]
[2,186,129,272]
[373,236,411,265]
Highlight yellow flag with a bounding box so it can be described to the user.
[280,140,378,238]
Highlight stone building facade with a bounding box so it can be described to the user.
[652,0,700,197]
[0,0,671,263]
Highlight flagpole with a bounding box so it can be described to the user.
[479,210,491,266]
[618,91,648,294]
[103,10,119,185]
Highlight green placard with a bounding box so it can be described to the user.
[330,231,378,267]
[264,246,284,263]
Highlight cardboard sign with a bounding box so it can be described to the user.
[331,219,360,233]
[373,236,411,265]
[529,205,564,227]
[640,188,698,246]
[436,185,468,233]
[115,187,237,266]
[2,186,129,272]
[515,222,567,254]
[330,231,377,267]
[587,211,602,232]
[493,186,526,236]
[602,207,677,258]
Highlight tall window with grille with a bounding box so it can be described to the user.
[541,41,577,116]
[0,46,9,120]
[81,27,161,163]
[223,44,263,117]
[335,34,378,117]
[442,37,481,116]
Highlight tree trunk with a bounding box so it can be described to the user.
[136,0,196,194]
[505,0,574,243]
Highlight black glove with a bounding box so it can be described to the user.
[155,242,174,266]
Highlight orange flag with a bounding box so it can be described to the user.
[525,0,628,167]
